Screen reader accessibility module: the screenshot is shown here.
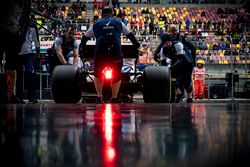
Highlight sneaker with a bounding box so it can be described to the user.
[10,95,25,104]
[96,97,103,104]
[110,97,121,103]
[186,98,193,103]
[29,98,38,104]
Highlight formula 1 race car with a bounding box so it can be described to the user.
[51,44,171,103]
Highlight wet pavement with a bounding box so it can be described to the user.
[0,102,250,167]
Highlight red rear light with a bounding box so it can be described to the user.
[103,67,113,80]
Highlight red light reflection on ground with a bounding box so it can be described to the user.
[104,104,116,162]
[93,104,122,167]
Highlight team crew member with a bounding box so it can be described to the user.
[169,25,196,67]
[80,6,140,103]
[192,59,206,99]
[154,24,196,67]
[16,17,40,104]
[49,24,79,73]
[160,34,193,103]
[0,0,31,104]
[154,24,196,103]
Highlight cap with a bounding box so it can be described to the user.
[197,59,205,65]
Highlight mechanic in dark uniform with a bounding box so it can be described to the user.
[158,34,194,103]
[80,6,140,103]
[0,0,31,104]
[154,25,195,65]
[154,24,196,103]
[49,24,79,73]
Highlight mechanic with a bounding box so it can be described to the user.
[0,0,31,104]
[49,24,80,73]
[80,6,140,103]
[154,24,196,103]
[154,25,196,66]
[159,34,194,103]
[16,16,40,104]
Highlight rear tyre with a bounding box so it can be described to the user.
[143,66,171,103]
[51,65,82,103]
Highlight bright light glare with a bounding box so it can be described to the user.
[106,147,115,161]
[104,68,112,79]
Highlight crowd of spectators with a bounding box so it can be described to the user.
[30,1,250,66]
[32,0,243,4]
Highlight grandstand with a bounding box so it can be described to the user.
[29,0,250,99]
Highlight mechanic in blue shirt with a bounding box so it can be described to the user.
[154,24,196,67]
[80,6,140,103]
[154,25,196,103]
[159,34,194,103]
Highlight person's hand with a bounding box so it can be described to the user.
[156,59,161,64]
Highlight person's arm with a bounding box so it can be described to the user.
[175,42,185,56]
[159,47,167,66]
[170,42,185,72]
[55,48,67,64]
[182,35,196,65]
[154,43,164,63]
[122,22,140,48]
[126,32,140,48]
[19,0,31,47]
[54,37,67,64]
[31,26,40,57]
[84,25,94,38]
[79,25,93,58]
[203,67,206,81]
[154,34,172,63]
[192,67,196,81]
[73,40,79,65]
